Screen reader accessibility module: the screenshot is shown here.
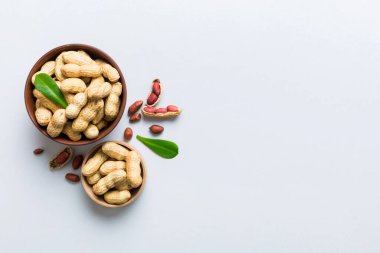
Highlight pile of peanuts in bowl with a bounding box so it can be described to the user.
[32,50,122,141]
[82,141,145,207]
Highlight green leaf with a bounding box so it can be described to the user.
[34,73,68,108]
[136,135,179,159]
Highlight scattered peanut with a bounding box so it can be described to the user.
[33,148,44,155]
[149,125,164,134]
[128,100,143,115]
[49,147,73,169]
[142,105,182,118]
[124,127,133,140]
[72,155,83,169]
[129,113,141,122]
[65,173,80,183]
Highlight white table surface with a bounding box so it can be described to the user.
[1,0,380,252]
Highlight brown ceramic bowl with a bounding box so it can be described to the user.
[81,141,146,208]
[24,44,127,146]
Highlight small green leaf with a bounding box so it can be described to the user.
[34,73,68,108]
[136,135,179,159]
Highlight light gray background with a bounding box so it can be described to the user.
[0,0,379,252]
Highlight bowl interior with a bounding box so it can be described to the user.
[24,44,127,146]
[81,141,146,208]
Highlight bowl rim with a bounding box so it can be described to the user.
[24,43,127,146]
[80,141,147,208]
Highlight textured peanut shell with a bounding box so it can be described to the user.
[54,53,65,81]
[96,59,120,82]
[61,63,101,78]
[78,50,92,59]
[96,120,108,130]
[83,124,99,139]
[60,78,86,93]
[141,108,182,118]
[64,93,75,104]
[87,81,112,99]
[31,61,56,83]
[35,107,52,126]
[62,122,82,141]
[92,102,104,125]
[88,76,105,87]
[81,77,92,84]
[92,170,126,195]
[102,142,129,160]
[104,190,131,205]
[86,172,102,185]
[104,82,122,121]
[56,81,75,104]
[33,89,60,112]
[35,99,41,108]
[63,51,95,66]
[65,92,87,119]
[126,151,142,188]
[82,150,108,176]
[72,99,104,132]
[47,109,67,137]
[41,61,56,75]
[99,161,126,176]
[115,178,132,191]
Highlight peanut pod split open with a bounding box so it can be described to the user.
[146,79,162,106]
[142,105,182,118]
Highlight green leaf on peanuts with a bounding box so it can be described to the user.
[34,73,68,108]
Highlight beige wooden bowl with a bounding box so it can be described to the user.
[81,141,146,208]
